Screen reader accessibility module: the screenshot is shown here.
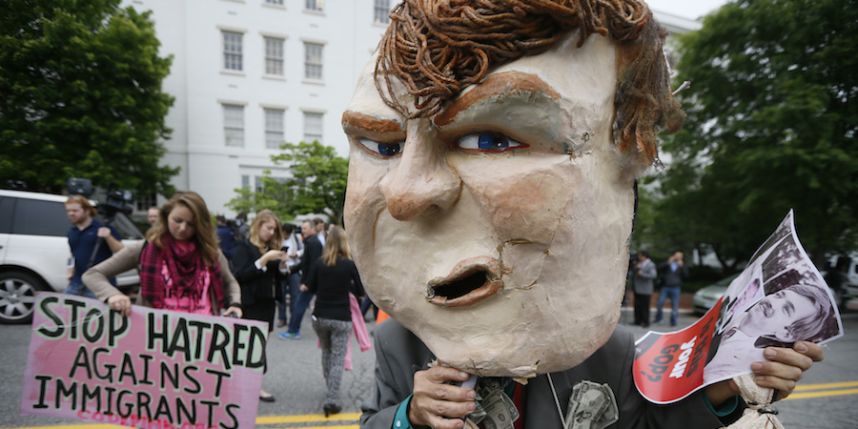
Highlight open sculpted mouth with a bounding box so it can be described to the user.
[426,257,503,307]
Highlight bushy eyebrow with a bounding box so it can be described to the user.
[342,111,403,135]
[433,71,561,127]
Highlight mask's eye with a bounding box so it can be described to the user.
[457,132,527,152]
[359,139,403,158]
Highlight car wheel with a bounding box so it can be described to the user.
[0,271,46,324]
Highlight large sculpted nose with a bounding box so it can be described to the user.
[379,121,461,221]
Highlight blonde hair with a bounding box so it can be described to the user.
[322,226,351,267]
[65,195,96,217]
[146,191,220,266]
[249,209,283,254]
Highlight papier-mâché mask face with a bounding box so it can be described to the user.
[343,32,637,378]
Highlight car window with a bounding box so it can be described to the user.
[0,196,14,233]
[12,199,69,237]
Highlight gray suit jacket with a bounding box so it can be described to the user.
[634,258,658,295]
[361,320,736,429]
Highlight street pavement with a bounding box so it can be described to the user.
[1,302,857,428]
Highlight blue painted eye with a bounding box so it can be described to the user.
[457,132,525,152]
[359,139,403,157]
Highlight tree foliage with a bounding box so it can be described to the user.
[227,141,349,224]
[0,0,177,197]
[638,0,858,267]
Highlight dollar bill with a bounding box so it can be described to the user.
[566,381,610,429]
[593,384,619,429]
[480,389,518,429]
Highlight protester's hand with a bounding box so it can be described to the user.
[67,267,74,280]
[107,294,132,317]
[408,365,476,429]
[705,341,824,406]
[299,284,309,293]
[223,306,242,318]
[97,227,111,238]
[752,341,823,400]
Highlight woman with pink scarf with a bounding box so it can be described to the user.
[83,191,241,317]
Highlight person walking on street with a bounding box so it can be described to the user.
[314,217,327,247]
[83,191,242,318]
[65,195,123,298]
[276,223,303,328]
[302,226,365,416]
[633,251,656,327]
[279,220,323,339]
[231,210,286,403]
[654,251,689,326]
[216,215,237,260]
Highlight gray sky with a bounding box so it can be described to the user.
[646,0,729,19]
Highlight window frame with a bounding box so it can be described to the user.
[222,30,244,71]
[305,0,324,12]
[263,36,285,76]
[373,0,390,24]
[302,111,324,144]
[263,107,286,149]
[222,103,246,147]
[303,41,324,80]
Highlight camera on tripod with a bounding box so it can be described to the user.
[66,177,134,222]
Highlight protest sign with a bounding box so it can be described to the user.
[21,293,267,429]
[633,211,844,403]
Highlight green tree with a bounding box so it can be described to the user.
[0,0,177,198]
[227,141,349,224]
[647,0,858,267]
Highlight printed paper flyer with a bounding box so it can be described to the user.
[634,211,844,403]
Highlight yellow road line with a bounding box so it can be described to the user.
[11,385,858,429]
[9,413,362,429]
[794,380,858,391]
[256,412,361,424]
[784,387,858,400]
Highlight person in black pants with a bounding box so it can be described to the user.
[279,220,324,339]
[633,251,657,328]
[301,226,365,416]
[231,209,286,403]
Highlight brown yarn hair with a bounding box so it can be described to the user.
[249,209,284,254]
[146,191,221,266]
[374,0,683,165]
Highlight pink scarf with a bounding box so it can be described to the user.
[139,234,223,314]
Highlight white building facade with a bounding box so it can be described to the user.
[127,0,698,215]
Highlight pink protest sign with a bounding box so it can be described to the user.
[21,292,267,429]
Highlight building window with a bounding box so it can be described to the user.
[222,31,243,71]
[374,0,390,23]
[305,0,323,11]
[135,192,157,212]
[264,36,284,76]
[264,108,285,149]
[223,104,245,147]
[304,42,323,80]
[254,176,264,192]
[241,175,250,190]
[265,0,283,4]
[303,112,323,143]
